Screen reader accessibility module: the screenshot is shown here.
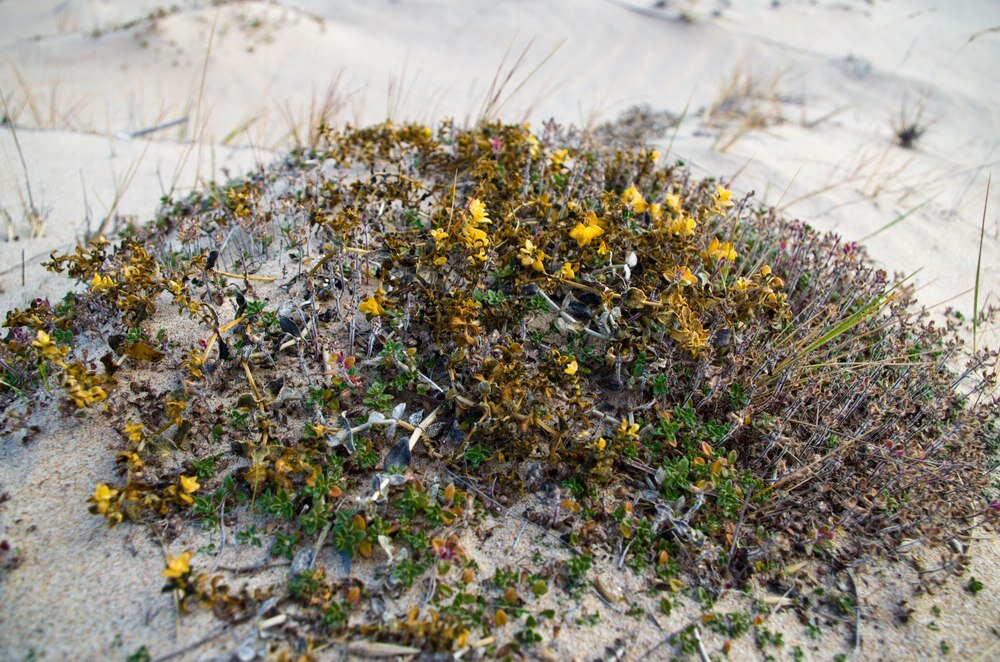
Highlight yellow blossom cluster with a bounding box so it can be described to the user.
[62,363,108,408]
[550,148,570,170]
[460,198,491,263]
[359,287,389,317]
[31,330,68,363]
[164,475,201,506]
[32,330,107,408]
[646,189,696,236]
[706,237,738,262]
[89,483,123,526]
[518,239,547,272]
[90,273,115,292]
[713,185,734,209]
[163,551,193,579]
[569,211,605,248]
[621,184,648,213]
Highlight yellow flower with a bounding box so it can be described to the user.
[467,198,489,225]
[123,422,145,443]
[169,475,200,506]
[462,202,492,258]
[617,419,640,441]
[665,193,682,214]
[460,201,491,254]
[569,211,604,247]
[179,475,200,494]
[597,240,609,256]
[669,213,696,236]
[462,225,489,249]
[32,329,52,350]
[90,273,114,292]
[90,483,118,515]
[761,265,772,276]
[557,262,576,280]
[550,148,570,169]
[621,185,648,213]
[675,266,696,287]
[32,329,67,362]
[518,239,546,272]
[359,296,386,317]
[163,551,192,579]
[649,203,664,222]
[714,186,734,209]
[707,237,738,262]
[564,359,578,376]
[63,368,107,408]
[526,132,540,157]
[430,228,449,244]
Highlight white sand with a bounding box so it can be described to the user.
[1,0,998,658]
[3,0,998,336]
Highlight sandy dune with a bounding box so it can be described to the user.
[1,0,998,659]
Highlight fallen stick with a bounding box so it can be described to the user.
[115,116,188,140]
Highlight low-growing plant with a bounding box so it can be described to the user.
[0,118,995,658]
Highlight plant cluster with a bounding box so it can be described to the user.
[1,118,996,657]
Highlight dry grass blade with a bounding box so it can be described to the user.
[168,7,220,195]
[973,174,990,354]
[766,277,911,384]
[859,197,934,242]
[1,94,46,238]
[474,37,564,125]
[706,64,786,153]
[89,135,155,240]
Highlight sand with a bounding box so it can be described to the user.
[1,0,998,659]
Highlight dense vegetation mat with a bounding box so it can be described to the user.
[2,121,996,658]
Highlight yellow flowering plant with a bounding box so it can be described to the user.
[163,550,192,580]
[0,118,990,657]
[568,211,604,248]
[713,185,735,209]
[518,239,547,272]
[621,184,648,213]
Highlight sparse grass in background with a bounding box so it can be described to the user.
[277,78,346,152]
[1,119,996,658]
[473,38,564,126]
[893,96,928,149]
[973,176,990,354]
[705,64,786,152]
[4,64,84,132]
[1,96,48,240]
